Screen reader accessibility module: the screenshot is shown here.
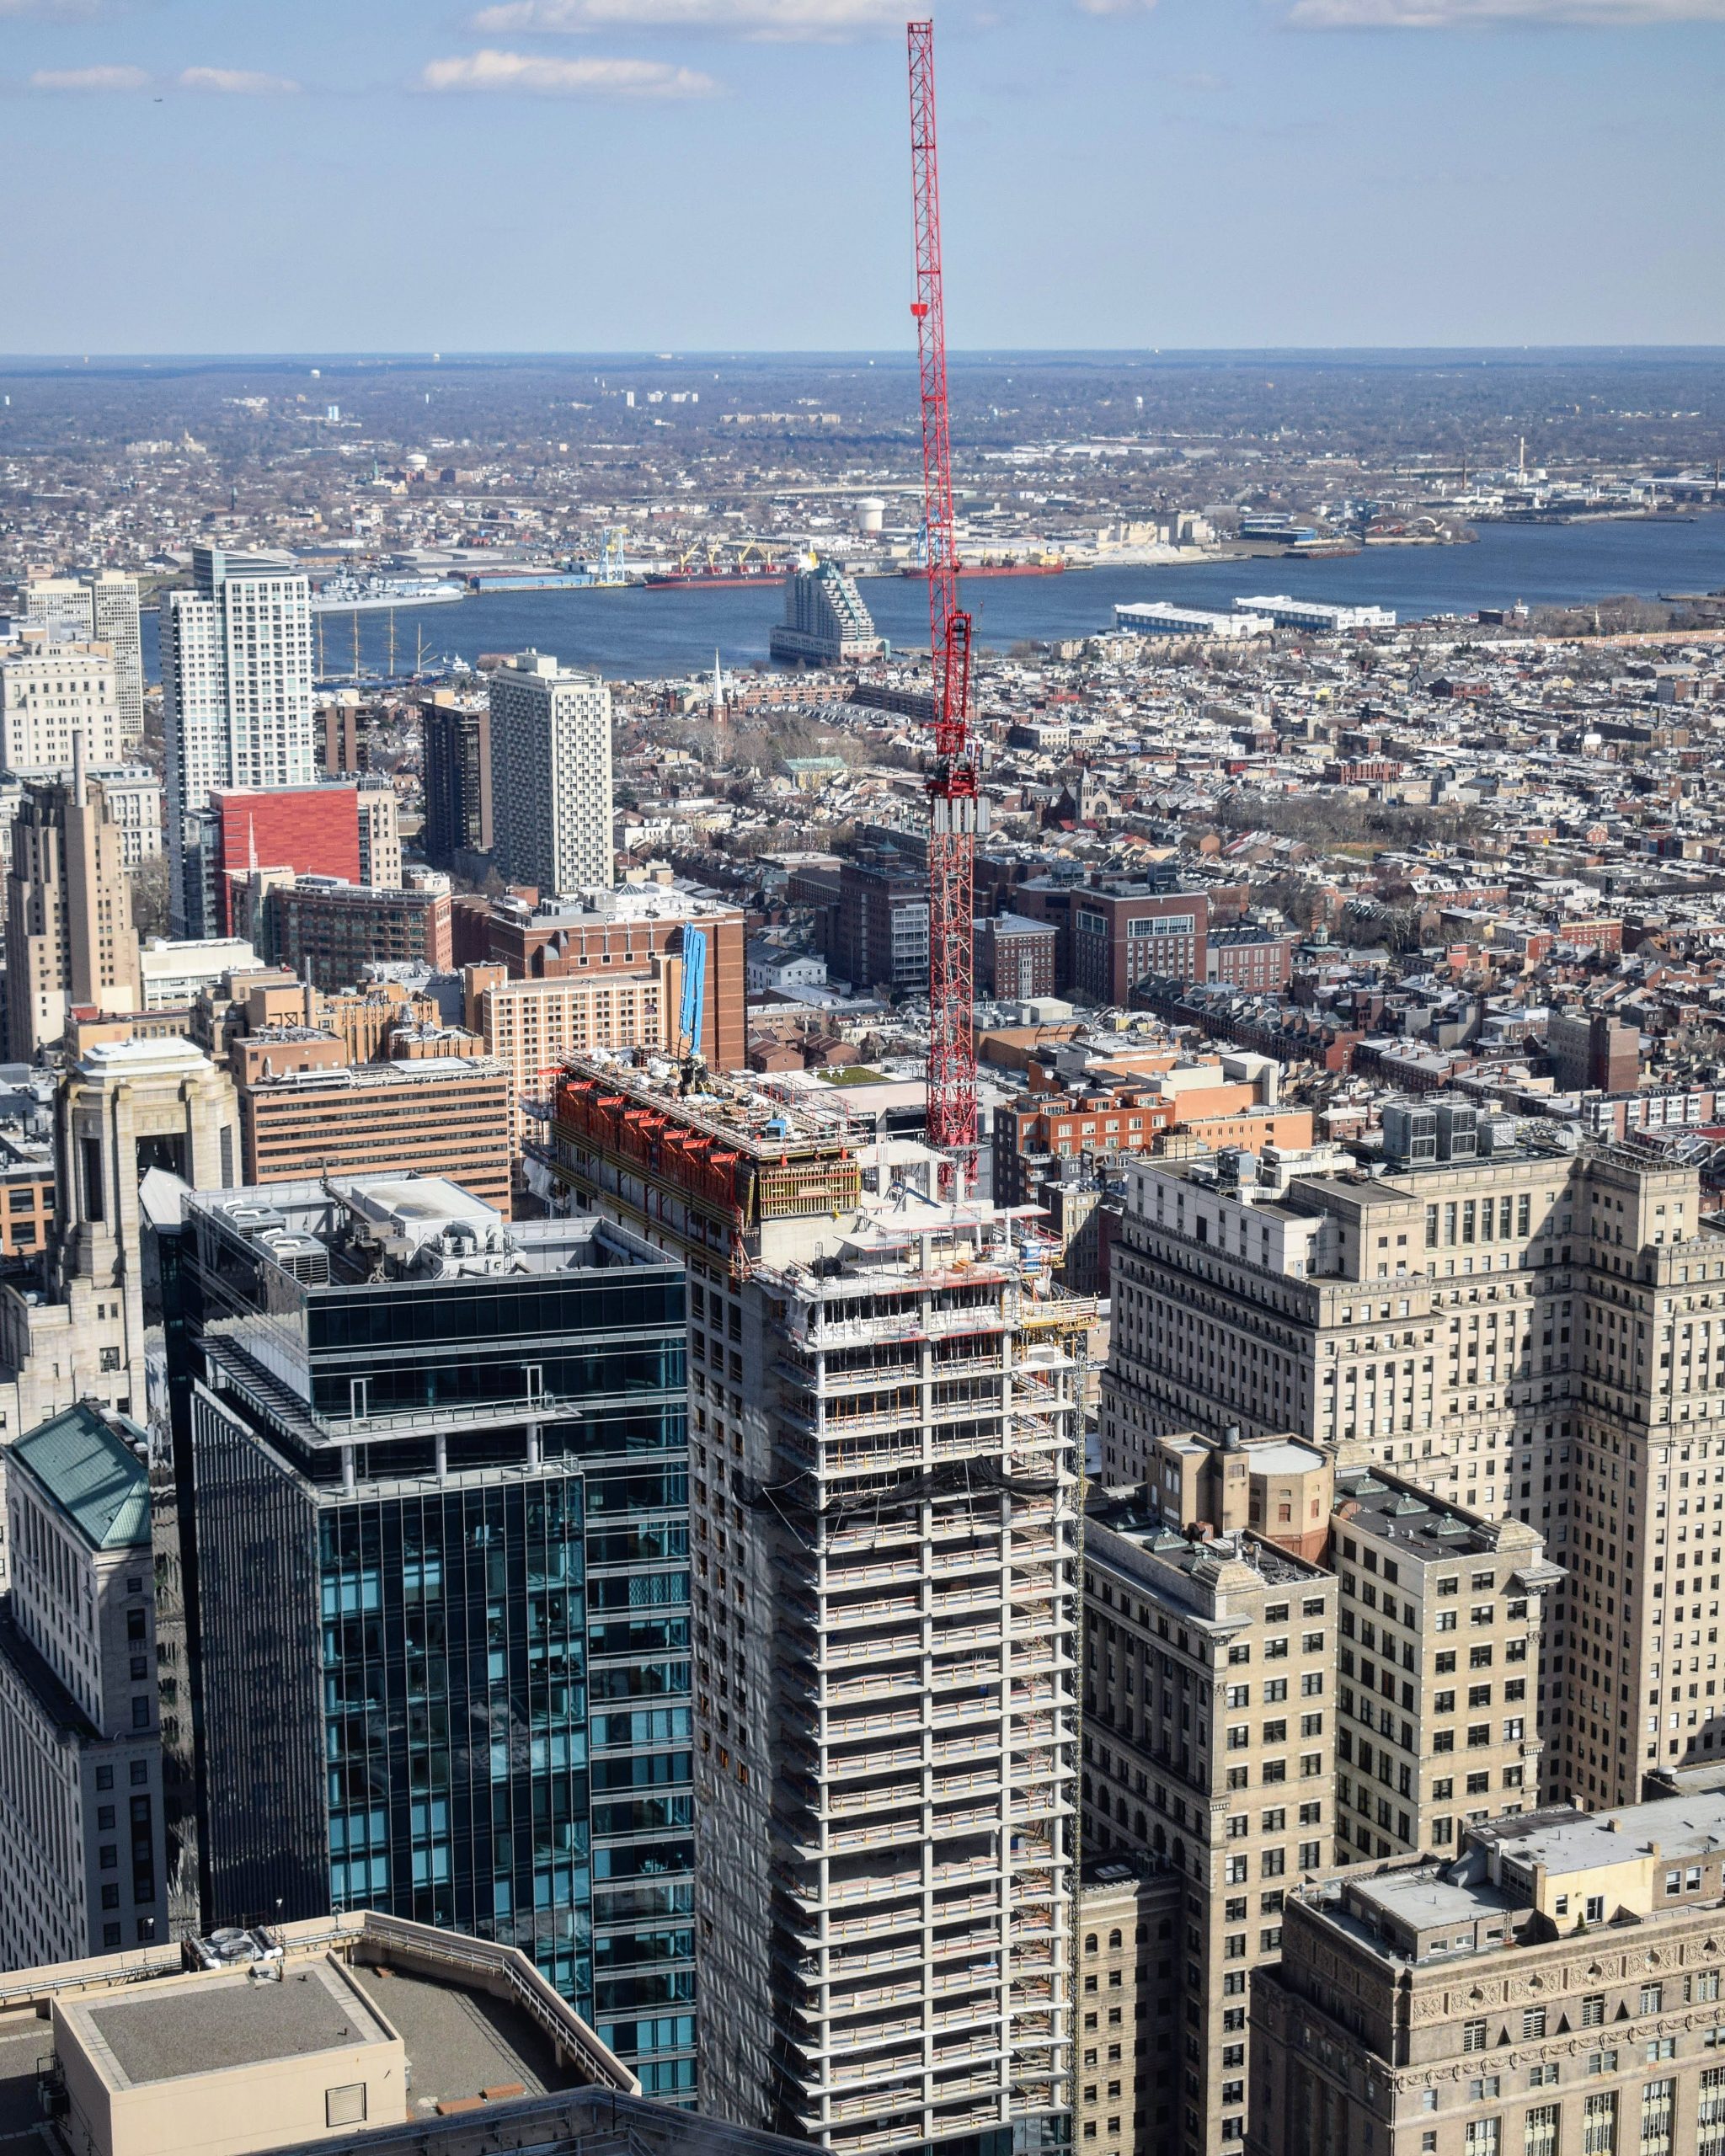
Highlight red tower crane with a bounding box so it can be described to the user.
[907,17,981,1173]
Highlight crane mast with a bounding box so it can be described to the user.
[907,17,981,1171]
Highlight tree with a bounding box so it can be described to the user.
[129,854,169,942]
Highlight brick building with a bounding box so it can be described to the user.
[209,782,360,934]
[1208,927,1296,995]
[237,1054,513,1213]
[482,885,746,1072]
[262,874,452,991]
[975,912,1058,1000]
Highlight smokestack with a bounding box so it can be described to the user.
[72,728,87,808]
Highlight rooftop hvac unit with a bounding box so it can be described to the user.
[1434,1099,1478,1161]
[259,1230,331,1287]
[1382,1102,1438,1165]
[1477,1116,1519,1158]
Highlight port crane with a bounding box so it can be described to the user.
[908,18,982,1174]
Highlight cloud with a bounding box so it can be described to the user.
[1288,0,1725,20]
[0,0,103,15]
[419,47,718,93]
[468,0,905,38]
[178,66,301,93]
[29,63,149,89]
[1072,0,1156,13]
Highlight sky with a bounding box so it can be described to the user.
[1,0,1722,353]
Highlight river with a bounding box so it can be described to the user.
[140,514,1725,686]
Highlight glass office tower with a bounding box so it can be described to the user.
[165,1174,694,2097]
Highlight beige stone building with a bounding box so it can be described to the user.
[1082,1492,1338,2156]
[1075,1852,1183,2156]
[1332,1462,1562,1862]
[1251,1796,1725,2156]
[1100,1120,1725,1810]
[0,629,122,776]
[5,760,142,1059]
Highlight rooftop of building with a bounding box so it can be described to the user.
[72,1038,216,1082]
[1473,1796,1725,1877]
[0,1910,682,2156]
[492,881,739,927]
[11,1403,150,1552]
[1333,1465,1557,1575]
[1086,1491,1329,1596]
[1301,1790,1725,1971]
[190,1176,669,1294]
[242,1056,505,1094]
[561,1049,880,1158]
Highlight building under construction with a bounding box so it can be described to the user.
[546,1054,1089,2155]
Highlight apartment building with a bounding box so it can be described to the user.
[1251,1796,1725,2156]
[1332,1462,1560,1862]
[420,696,492,867]
[1081,1490,1338,2156]
[548,1055,1087,2156]
[262,873,452,990]
[161,548,315,936]
[0,1402,168,1969]
[479,883,747,1075]
[489,652,613,897]
[1100,1107,1725,1810]
[0,632,122,776]
[1074,1853,1183,2156]
[355,780,401,890]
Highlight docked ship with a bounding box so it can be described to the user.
[645,563,790,591]
[899,554,1066,579]
[312,574,465,613]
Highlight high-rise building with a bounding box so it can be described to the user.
[480,886,748,1074]
[1097,1122,1725,1812]
[0,1401,167,1967]
[0,630,122,776]
[161,548,315,936]
[489,654,612,899]
[22,571,143,745]
[827,850,930,993]
[1330,1461,1559,1863]
[1251,1798,1725,2156]
[421,699,493,869]
[355,780,401,890]
[1081,1489,1338,2156]
[549,1056,1087,2155]
[88,572,145,747]
[167,1175,696,2096]
[1547,1008,1642,1094]
[4,756,142,1059]
[767,564,884,664]
[85,764,163,868]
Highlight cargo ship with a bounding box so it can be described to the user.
[899,556,1067,579]
[645,563,790,591]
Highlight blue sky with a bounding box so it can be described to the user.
[1,0,1721,352]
